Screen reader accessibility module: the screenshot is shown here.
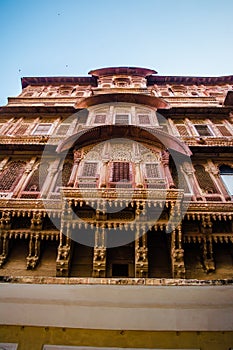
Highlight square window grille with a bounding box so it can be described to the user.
[138,114,150,124]
[33,123,52,135]
[146,163,159,178]
[94,114,106,123]
[115,114,129,125]
[82,162,98,177]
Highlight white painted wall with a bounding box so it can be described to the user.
[0,284,232,331]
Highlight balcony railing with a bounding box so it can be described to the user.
[61,187,184,202]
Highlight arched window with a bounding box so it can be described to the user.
[62,161,73,186]
[194,165,218,194]
[20,162,49,198]
[219,165,233,195]
[0,161,26,192]
[52,161,73,192]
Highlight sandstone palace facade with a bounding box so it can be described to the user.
[0,67,232,349]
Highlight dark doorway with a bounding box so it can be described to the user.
[147,229,172,278]
[112,263,129,277]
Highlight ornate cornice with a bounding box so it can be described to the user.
[148,75,233,86]
[159,106,232,116]
[0,105,76,114]
[21,76,97,88]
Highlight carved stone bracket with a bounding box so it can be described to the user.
[0,212,12,230]
[31,212,43,230]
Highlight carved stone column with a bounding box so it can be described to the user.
[171,225,185,278]
[56,203,73,277]
[14,157,37,197]
[0,234,9,267]
[26,212,42,269]
[162,150,175,189]
[134,161,144,188]
[0,157,10,173]
[99,160,109,188]
[0,212,11,267]
[93,227,106,277]
[135,227,148,277]
[41,159,60,196]
[206,162,231,201]
[182,162,202,200]
[27,234,41,269]
[68,149,82,186]
[56,239,72,277]
[200,216,215,272]
[56,228,72,277]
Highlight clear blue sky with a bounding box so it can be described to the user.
[0,0,233,105]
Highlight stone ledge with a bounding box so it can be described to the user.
[0,275,232,286]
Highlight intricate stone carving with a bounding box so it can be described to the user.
[93,247,106,277]
[0,234,9,267]
[0,211,11,230]
[26,234,41,269]
[31,212,43,230]
[56,242,72,277]
[162,150,176,189]
[135,246,148,277]
[171,248,185,278]
[200,217,215,273]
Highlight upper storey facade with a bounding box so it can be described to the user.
[4,66,233,108]
[1,66,233,147]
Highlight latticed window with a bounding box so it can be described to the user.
[138,114,150,125]
[145,163,159,178]
[55,124,70,136]
[194,165,218,193]
[110,162,131,182]
[219,165,233,195]
[194,125,213,136]
[216,125,232,136]
[33,123,52,135]
[0,161,26,191]
[176,124,190,136]
[13,123,30,136]
[62,162,73,186]
[115,114,129,125]
[82,162,98,177]
[23,162,49,192]
[94,114,106,124]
